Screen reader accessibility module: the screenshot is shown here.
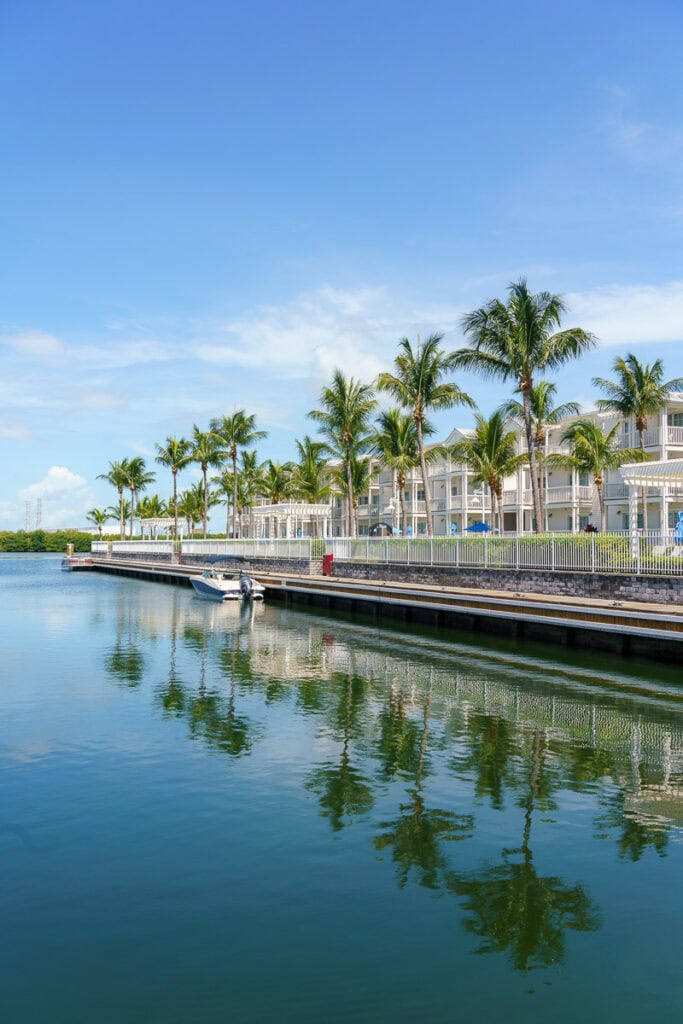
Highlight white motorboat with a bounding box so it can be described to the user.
[190,567,265,601]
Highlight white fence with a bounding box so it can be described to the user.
[326,532,683,576]
[181,538,315,560]
[91,532,683,575]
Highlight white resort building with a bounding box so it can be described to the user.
[257,392,683,538]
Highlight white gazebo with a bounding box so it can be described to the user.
[251,502,333,539]
[619,458,683,553]
[139,517,186,539]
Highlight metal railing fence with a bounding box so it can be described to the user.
[91,532,683,575]
[325,531,683,576]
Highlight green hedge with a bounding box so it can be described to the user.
[0,530,94,553]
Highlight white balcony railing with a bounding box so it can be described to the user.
[668,425,683,446]
[616,427,660,449]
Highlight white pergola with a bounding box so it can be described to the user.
[620,458,683,553]
[139,517,185,539]
[251,502,333,539]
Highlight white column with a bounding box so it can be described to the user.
[629,485,639,558]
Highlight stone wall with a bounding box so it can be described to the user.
[101,552,321,575]
[330,560,683,605]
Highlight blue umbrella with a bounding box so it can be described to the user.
[465,521,491,533]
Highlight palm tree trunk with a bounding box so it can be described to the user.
[522,389,543,532]
[416,418,433,536]
[597,479,606,532]
[232,452,238,540]
[172,469,178,540]
[129,487,135,539]
[345,445,354,538]
[399,473,408,535]
[202,467,208,539]
[392,469,398,534]
[639,429,648,532]
[119,488,124,540]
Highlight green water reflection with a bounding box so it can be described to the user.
[117,588,681,976]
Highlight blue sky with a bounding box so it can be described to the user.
[2,0,683,526]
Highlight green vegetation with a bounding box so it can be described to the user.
[0,530,97,552]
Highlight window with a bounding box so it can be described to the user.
[579,514,590,530]
[579,471,589,486]
[359,525,369,536]
[669,413,683,427]
[358,496,369,506]
[371,494,379,505]
[417,489,426,501]
[451,485,458,496]
[622,514,644,530]
[404,491,410,501]
[567,515,573,531]
[417,522,427,535]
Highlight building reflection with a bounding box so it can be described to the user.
[104,590,683,970]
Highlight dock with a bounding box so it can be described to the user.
[87,556,683,661]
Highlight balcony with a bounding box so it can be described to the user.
[545,485,593,504]
[668,425,683,446]
[616,427,660,449]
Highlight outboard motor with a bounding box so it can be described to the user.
[239,574,253,599]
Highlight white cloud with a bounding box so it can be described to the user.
[1,330,66,358]
[19,466,94,528]
[0,418,33,441]
[196,285,462,383]
[568,282,683,346]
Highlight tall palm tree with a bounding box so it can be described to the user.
[124,457,155,538]
[500,380,580,530]
[548,420,644,531]
[97,459,130,539]
[107,499,130,533]
[210,411,267,540]
[308,370,376,538]
[155,435,192,538]
[450,411,528,533]
[371,409,436,535]
[377,334,474,536]
[189,426,223,538]
[592,354,683,530]
[456,280,596,532]
[86,507,110,539]
[136,494,167,521]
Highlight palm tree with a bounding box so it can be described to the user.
[189,426,223,538]
[97,459,129,539]
[309,370,376,538]
[450,411,528,533]
[86,507,110,539]
[124,457,155,538]
[260,460,293,505]
[592,354,683,530]
[377,334,474,536]
[500,380,580,530]
[210,411,267,540]
[291,437,332,535]
[239,450,264,538]
[332,456,377,536]
[136,494,167,522]
[548,420,644,531]
[371,410,437,535]
[177,483,210,538]
[107,499,130,532]
[211,468,236,537]
[456,280,596,532]
[155,436,192,538]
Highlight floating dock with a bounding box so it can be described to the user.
[87,557,683,661]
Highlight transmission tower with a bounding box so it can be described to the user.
[24,500,32,531]
[36,498,42,529]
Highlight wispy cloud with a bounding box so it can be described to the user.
[568,281,683,346]
[197,285,463,383]
[603,82,683,170]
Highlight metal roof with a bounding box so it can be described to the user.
[619,458,683,487]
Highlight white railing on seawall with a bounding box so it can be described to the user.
[325,532,683,576]
[92,532,683,575]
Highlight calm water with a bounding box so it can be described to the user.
[1,555,682,1023]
